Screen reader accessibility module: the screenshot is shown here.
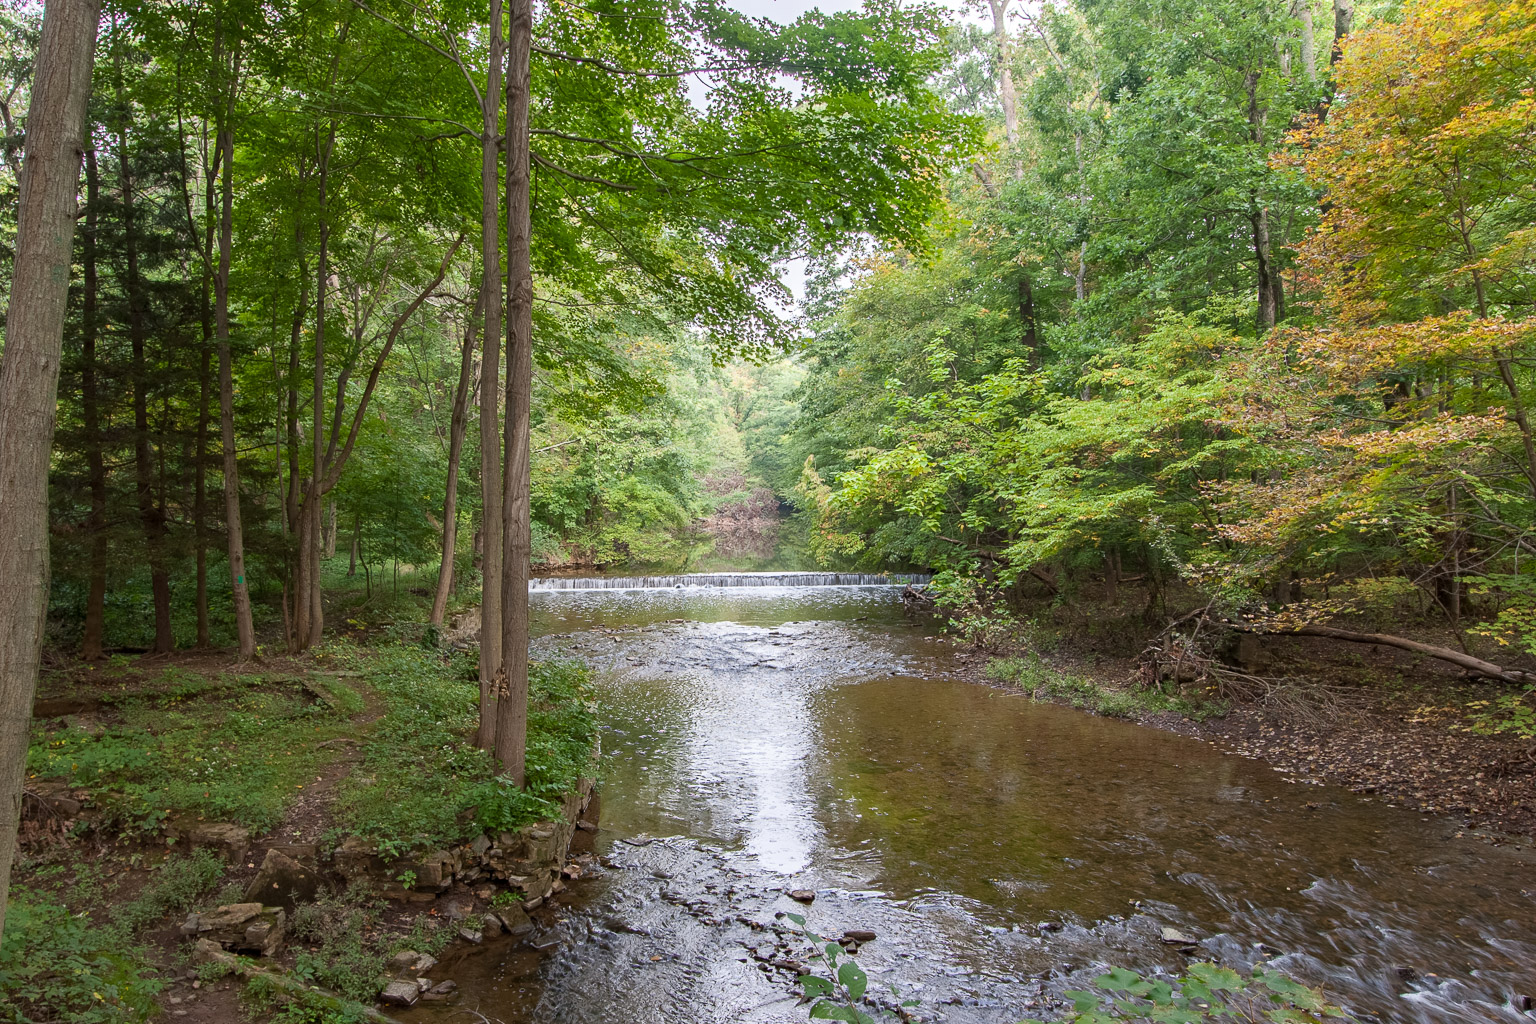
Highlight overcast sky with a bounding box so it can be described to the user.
[717,0,913,310]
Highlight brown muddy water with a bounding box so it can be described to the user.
[402,584,1536,1024]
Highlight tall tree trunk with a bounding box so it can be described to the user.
[115,47,174,654]
[0,0,100,949]
[1331,0,1353,65]
[294,124,337,653]
[323,500,337,558]
[497,0,533,782]
[1298,2,1317,83]
[1017,274,1037,362]
[215,122,256,658]
[478,0,505,752]
[1245,70,1282,331]
[81,147,108,661]
[1253,205,1281,330]
[432,286,482,626]
[194,317,212,647]
[987,0,1021,175]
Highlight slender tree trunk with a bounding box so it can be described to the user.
[115,50,174,654]
[215,123,255,657]
[0,0,100,949]
[1253,206,1280,330]
[1017,274,1037,361]
[281,247,305,651]
[1299,2,1317,83]
[194,319,212,647]
[478,0,505,752]
[294,127,336,653]
[432,287,482,626]
[323,500,337,558]
[498,0,534,782]
[81,148,108,661]
[349,523,359,577]
[987,0,1021,179]
[1331,0,1353,65]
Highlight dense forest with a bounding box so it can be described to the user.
[6,0,1534,664]
[1,0,1535,1019]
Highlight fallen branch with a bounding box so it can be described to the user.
[194,941,402,1024]
[1236,623,1536,685]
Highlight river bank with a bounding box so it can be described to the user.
[8,638,598,1023]
[964,609,1536,845]
[515,583,1536,1024]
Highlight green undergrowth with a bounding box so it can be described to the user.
[28,668,356,835]
[1020,962,1355,1023]
[1,849,225,1024]
[327,640,597,855]
[986,656,1225,722]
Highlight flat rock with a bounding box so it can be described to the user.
[458,927,483,944]
[844,929,877,942]
[787,890,816,903]
[187,822,250,866]
[495,904,534,936]
[386,951,437,977]
[379,980,421,1007]
[1160,926,1197,945]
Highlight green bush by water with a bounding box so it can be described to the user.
[984,656,1224,722]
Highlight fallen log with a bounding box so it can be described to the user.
[1235,623,1536,685]
[193,940,402,1023]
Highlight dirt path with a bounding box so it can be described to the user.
[254,670,387,850]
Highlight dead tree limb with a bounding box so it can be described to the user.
[1235,623,1536,684]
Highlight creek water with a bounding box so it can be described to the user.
[402,584,1536,1024]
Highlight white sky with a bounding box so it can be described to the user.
[719,1,900,310]
[719,1,974,311]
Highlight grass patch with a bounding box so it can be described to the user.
[986,655,1225,721]
[28,670,357,834]
[2,849,225,1024]
[327,641,596,855]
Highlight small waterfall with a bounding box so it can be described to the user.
[529,571,930,591]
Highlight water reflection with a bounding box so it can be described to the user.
[412,585,1536,1023]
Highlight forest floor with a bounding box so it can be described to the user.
[7,625,596,1024]
[969,598,1536,845]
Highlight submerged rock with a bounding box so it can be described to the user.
[496,904,534,936]
[386,950,437,977]
[423,980,458,1001]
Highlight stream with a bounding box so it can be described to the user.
[404,580,1536,1023]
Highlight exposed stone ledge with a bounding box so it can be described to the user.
[334,775,597,909]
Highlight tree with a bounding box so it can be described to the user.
[0,0,101,950]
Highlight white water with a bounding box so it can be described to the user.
[528,571,929,591]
